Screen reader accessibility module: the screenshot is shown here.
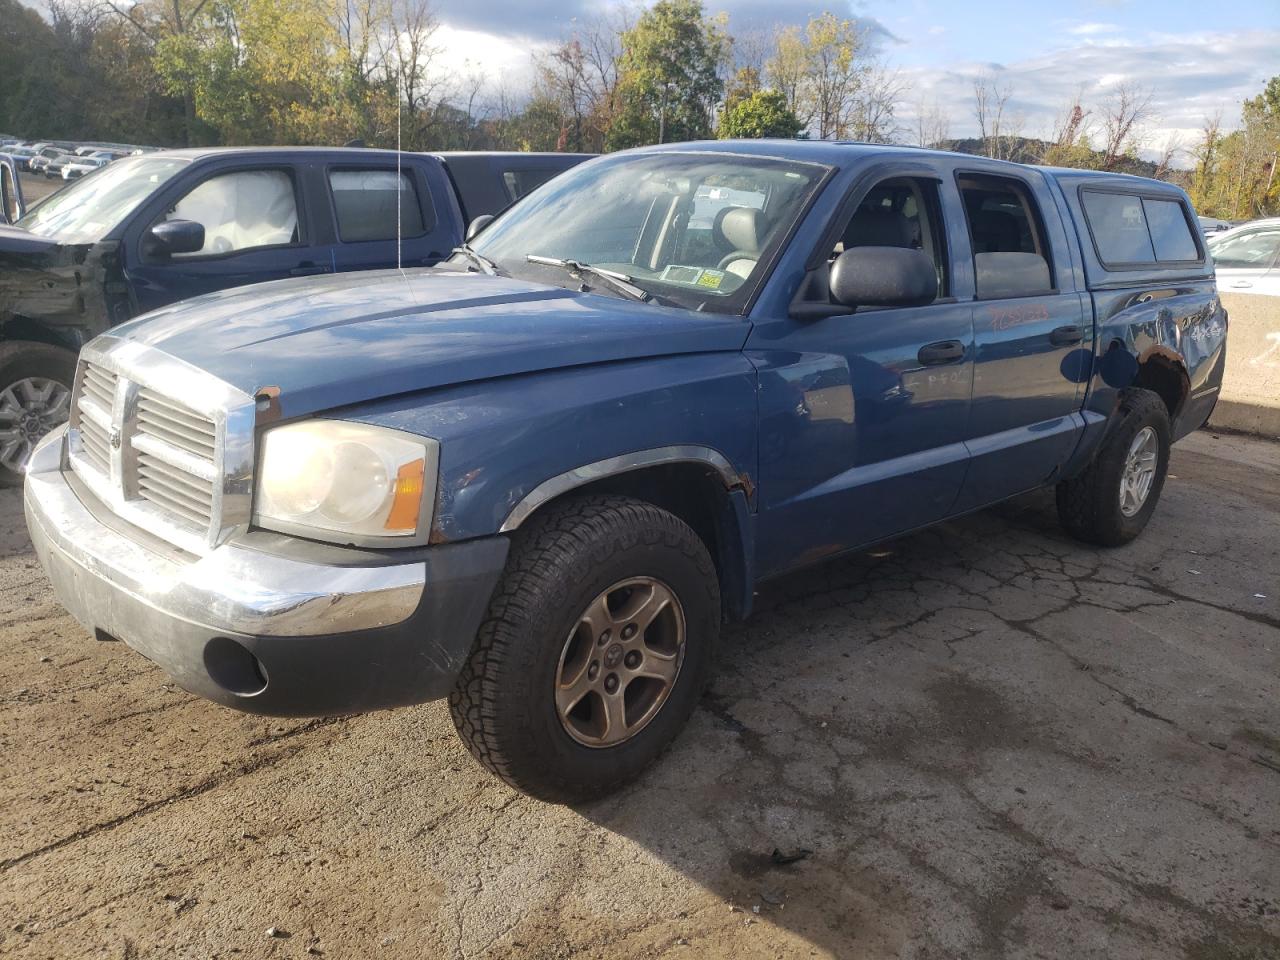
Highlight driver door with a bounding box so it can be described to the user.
[748,175,974,579]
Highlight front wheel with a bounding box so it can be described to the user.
[1056,388,1171,546]
[0,343,77,487]
[449,495,720,803]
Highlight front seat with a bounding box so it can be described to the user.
[714,207,765,278]
[842,207,914,249]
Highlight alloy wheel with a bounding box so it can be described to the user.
[554,576,686,748]
[1119,425,1159,518]
[0,377,71,473]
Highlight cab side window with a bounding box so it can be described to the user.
[959,174,1053,299]
[830,177,948,298]
[166,169,299,258]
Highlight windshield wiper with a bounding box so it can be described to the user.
[451,243,501,276]
[526,254,652,303]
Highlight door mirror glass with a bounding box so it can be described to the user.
[830,246,937,309]
[147,218,206,256]
[466,214,494,241]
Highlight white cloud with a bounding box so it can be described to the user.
[897,29,1277,166]
[1066,22,1121,35]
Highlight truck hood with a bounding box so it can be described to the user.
[0,224,71,256]
[112,267,750,418]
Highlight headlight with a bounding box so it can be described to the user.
[253,420,438,545]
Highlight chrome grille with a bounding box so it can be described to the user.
[133,390,216,529]
[137,389,216,461]
[64,340,256,555]
[137,451,215,527]
[73,362,116,474]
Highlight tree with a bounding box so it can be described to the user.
[971,70,1021,160]
[1040,90,1095,168]
[1098,83,1153,170]
[767,14,869,140]
[913,94,949,149]
[608,0,727,149]
[717,89,802,139]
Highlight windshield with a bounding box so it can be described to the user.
[1207,226,1280,269]
[17,155,188,243]
[468,152,828,313]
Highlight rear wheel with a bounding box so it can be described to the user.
[0,343,76,486]
[449,495,720,803]
[1056,388,1170,546]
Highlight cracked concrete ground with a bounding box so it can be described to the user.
[1,429,1277,960]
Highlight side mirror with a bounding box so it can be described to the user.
[146,219,205,257]
[466,214,494,241]
[830,246,937,309]
[0,160,23,224]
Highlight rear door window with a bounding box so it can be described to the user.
[1080,190,1201,266]
[328,169,429,242]
[1142,198,1200,261]
[958,174,1054,299]
[1081,192,1154,264]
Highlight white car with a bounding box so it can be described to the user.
[61,153,114,180]
[1208,219,1280,297]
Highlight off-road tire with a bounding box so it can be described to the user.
[449,494,720,803]
[1056,388,1171,547]
[0,342,77,487]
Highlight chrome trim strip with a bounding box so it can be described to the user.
[27,427,426,638]
[498,445,743,533]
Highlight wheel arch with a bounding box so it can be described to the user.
[1133,348,1190,423]
[499,449,756,622]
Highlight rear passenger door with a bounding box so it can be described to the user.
[953,172,1089,512]
[324,162,457,270]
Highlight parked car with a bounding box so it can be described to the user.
[23,141,1226,801]
[7,146,37,170]
[28,147,68,175]
[0,146,590,481]
[44,152,80,179]
[1207,218,1280,296]
[61,153,114,180]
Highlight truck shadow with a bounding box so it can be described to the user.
[557,487,1251,957]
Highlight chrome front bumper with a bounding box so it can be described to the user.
[24,428,508,715]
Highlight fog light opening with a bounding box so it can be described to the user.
[203,637,269,697]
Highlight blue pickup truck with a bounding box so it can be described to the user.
[0,147,589,483]
[24,141,1226,801]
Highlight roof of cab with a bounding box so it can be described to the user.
[635,139,1186,191]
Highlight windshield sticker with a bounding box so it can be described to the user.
[660,265,726,290]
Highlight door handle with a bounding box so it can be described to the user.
[1050,324,1084,346]
[1230,280,1253,288]
[290,262,327,276]
[917,340,965,365]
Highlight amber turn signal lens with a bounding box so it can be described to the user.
[384,458,425,531]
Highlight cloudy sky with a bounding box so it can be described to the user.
[432,0,1280,160]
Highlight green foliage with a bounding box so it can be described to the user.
[607,0,727,149]
[1190,75,1280,218]
[717,89,803,140]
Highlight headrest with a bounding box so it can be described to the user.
[715,207,765,254]
[843,208,914,248]
[974,251,1050,299]
[971,210,1021,252]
